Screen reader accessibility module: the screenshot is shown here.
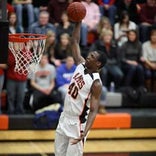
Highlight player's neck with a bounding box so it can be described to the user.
[84,67,99,74]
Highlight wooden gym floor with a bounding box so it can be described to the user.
[0,129,156,156]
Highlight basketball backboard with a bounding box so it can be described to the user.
[0,0,9,64]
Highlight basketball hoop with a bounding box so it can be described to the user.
[9,33,47,76]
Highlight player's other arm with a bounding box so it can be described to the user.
[83,79,102,136]
[71,22,85,65]
[71,79,102,144]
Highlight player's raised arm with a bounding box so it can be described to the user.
[71,22,85,65]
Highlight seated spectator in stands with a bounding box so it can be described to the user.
[8,12,23,34]
[44,31,57,65]
[97,16,112,35]
[28,11,56,34]
[0,64,7,114]
[32,0,49,21]
[141,27,156,89]
[30,53,62,111]
[114,11,137,47]
[13,0,34,30]
[56,11,74,40]
[54,33,72,66]
[56,56,76,101]
[139,0,156,43]
[90,29,124,89]
[48,0,69,26]
[6,51,28,114]
[97,0,117,25]
[115,0,139,24]
[120,29,144,87]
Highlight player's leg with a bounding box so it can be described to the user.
[54,131,69,156]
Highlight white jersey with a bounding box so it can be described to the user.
[63,63,101,123]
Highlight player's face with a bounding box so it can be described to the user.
[85,51,100,69]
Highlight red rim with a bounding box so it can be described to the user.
[9,33,47,42]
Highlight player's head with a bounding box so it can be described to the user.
[85,51,107,71]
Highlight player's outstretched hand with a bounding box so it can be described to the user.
[70,131,85,145]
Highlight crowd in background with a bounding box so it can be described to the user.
[0,0,156,115]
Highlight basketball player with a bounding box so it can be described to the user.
[54,22,107,156]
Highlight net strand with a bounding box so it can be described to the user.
[9,38,46,76]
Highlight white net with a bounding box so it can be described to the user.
[9,35,46,76]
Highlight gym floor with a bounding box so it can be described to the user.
[0,139,156,156]
[0,152,156,156]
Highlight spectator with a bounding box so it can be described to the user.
[54,33,72,66]
[97,16,112,35]
[8,12,23,34]
[135,0,146,14]
[44,30,57,65]
[56,11,74,40]
[30,53,62,111]
[114,11,137,47]
[13,0,34,30]
[0,64,7,114]
[115,0,139,24]
[6,51,28,114]
[81,0,101,47]
[7,2,15,17]
[139,0,156,42]
[28,11,56,34]
[90,29,124,88]
[141,27,156,90]
[48,0,69,26]
[97,0,117,25]
[82,0,101,32]
[120,29,144,87]
[56,56,76,101]
[32,0,49,21]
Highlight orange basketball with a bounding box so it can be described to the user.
[67,2,86,22]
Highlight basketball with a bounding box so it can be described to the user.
[67,2,86,22]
